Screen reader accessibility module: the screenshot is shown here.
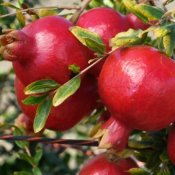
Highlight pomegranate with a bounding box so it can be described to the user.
[94,116,131,151]
[79,153,137,175]
[99,46,175,131]
[126,13,150,30]
[167,125,175,164]
[76,7,130,76]
[15,75,98,131]
[0,16,90,86]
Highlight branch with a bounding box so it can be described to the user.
[71,0,92,23]
[0,135,99,147]
[0,5,80,18]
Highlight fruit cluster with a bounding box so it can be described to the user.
[1,3,175,174]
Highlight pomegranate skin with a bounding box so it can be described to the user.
[94,116,131,151]
[76,7,130,76]
[99,46,175,131]
[15,75,98,131]
[79,154,137,175]
[126,14,150,30]
[167,125,175,164]
[1,16,90,86]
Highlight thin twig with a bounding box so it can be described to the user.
[0,135,99,147]
[71,0,92,23]
[0,5,80,18]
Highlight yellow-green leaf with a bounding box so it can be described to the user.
[24,79,59,95]
[33,97,52,133]
[53,76,81,107]
[70,26,106,56]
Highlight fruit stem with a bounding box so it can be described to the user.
[0,5,80,18]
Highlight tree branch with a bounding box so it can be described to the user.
[0,135,99,147]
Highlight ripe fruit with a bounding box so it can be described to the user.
[94,116,131,151]
[126,13,150,30]
[0,16,90,86]
[15,75,98,131]
[79,153,137,175]
[99,46,175,131]
[76,7,130,76]
[167,125,175,164]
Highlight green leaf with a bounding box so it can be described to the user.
[34,147,43,165]
[53,76,81,107]
[70,26,106,56]
[122,0,164,22]
[13,127,28,149]
[68,64,80,74]
[128,168,150,175]
[32,167,42,175]
[34,97,52,133]
[14,171,32,175]
[24,79,59,95]
[23,94,48,105]
[110,29,146,49]
[16,10,25,27]
[137,4,164,21]
[18,153,36,167]
[163,30,175,57]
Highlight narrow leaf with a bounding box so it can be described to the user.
[23,94,48,105]
[70,26,106,55]
[16,10,25,27]
[18,153,35,167]
[122,0,164,22]
[163,30,175,57]
[110,29,146,49]
[137,4,164,21]
[53,76,81,107]
[32,167,42,175]
[128,168,150,175]
[24,79,59,95]
[34,147,43,165]
[33,97,52,133]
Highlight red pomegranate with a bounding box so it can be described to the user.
[99,46,175,131]
[15,75,98,131]
[79,153,137,175]
[94,116,131,151]
[126,13,150,30]
[76,7,130,76]
[167,125,175,164]
[0,16,90,86]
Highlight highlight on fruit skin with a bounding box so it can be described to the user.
[98,45,175,131]
[167,125,175,165]
[93,116,131,151]
[0,15,91,86]
[15,75,98,132]
[126,13,150,30]
[79,153,137,175]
